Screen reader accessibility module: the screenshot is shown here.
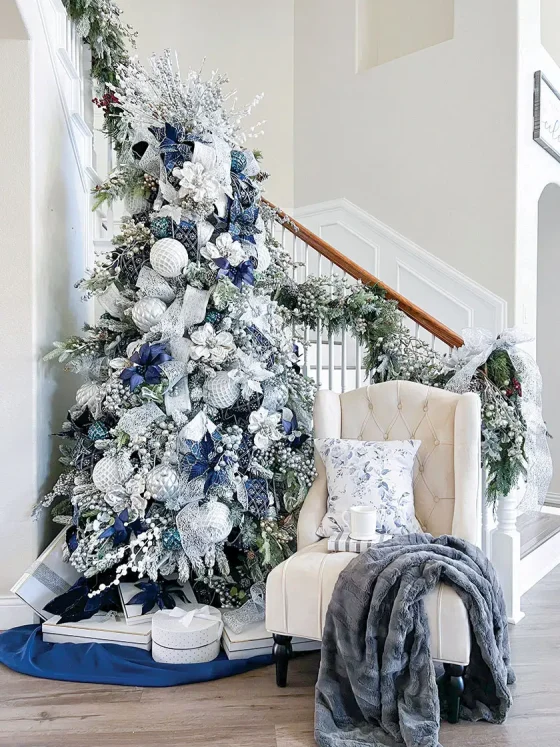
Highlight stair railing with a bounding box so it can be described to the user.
[265,200,464,393]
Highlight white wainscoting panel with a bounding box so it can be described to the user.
[294,199,507,339]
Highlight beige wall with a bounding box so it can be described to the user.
[117,0,295,209]
[356,0,454,70]
[294,0,519,311]
[541,0,560,68]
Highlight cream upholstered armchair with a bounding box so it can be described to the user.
[266,381,481,721]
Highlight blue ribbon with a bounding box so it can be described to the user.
[214,258,255,289]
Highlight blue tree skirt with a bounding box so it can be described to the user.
[0,625,273,687]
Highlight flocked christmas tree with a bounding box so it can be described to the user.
[38,52,316,622]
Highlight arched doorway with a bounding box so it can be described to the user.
[537,183,560,504]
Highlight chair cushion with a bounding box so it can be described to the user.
[314,437,421,537]
[265,540,471,665]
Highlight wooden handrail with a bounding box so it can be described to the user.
[265,200,464,350]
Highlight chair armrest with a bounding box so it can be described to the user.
[296,388,340,550]
[297,475,328,550]
[452,392,482,546]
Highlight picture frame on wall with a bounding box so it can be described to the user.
[533,70,560,164]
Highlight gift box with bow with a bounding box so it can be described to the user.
[151,604,223,664]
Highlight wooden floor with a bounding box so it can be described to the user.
[1,569,560,747]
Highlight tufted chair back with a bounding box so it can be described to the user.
[305,381,482,546]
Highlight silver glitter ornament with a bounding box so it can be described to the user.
[75,382,101,411]
[145,464,180,503]
[203,371,240,409]
[131,297,167,332]
[92,456,122,492]
[150,238,189,278]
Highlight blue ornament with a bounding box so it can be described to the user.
[162,528,182,552]
[151,217,173,239]
[204,310,222,325]
[231,150,247,174]
[88,422,108,441]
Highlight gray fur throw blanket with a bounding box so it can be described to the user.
[315,534,515,747]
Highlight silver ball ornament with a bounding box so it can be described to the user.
[203,371,240,409]
[131,297,167,332]
[145,464,180,502]
[92,456,122,492]
[150,238,189,278]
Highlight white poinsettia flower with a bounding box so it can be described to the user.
[200,232,247,267]
[238,294,276,334]
[228,351,274,398]
[190,323,236,365]
[248,407,282,451]
[173,161,222,204]
[109,357,130,372]
[158,203,183,224]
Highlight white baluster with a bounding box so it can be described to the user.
[431,333,436,350]
[414,322,420,339]
[328,262,334,390]
[355,338,361,389]
[303,242,309,378]
[316,320,322,389]
[490,489,524,623]
[341,326,347,393]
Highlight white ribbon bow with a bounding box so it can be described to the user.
[162,605,223,636]
[446,327,552,510]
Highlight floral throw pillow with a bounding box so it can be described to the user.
[315,438,422,538]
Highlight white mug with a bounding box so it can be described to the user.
[343,505,378,540]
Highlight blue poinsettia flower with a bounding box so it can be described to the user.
[99,509,146,547]
[214,257,255,289]
[128,579,188,616]
[44,576,120,624]
[182,432,230,494]
[120,343,172,391]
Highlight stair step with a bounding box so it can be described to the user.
[518,511,560,559]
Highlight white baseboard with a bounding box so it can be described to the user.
[294,198,507,341]
[545,492,560,507]
[0,594,36,630]
[520,528,560,596]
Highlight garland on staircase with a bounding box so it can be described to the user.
[60,0,529,512]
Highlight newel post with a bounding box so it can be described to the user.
[491,490,524,623]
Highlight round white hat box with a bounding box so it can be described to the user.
[151,604,223,664]
[150,238,189,278]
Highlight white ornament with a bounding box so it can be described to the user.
[190,323,236,365]
[248,407,283,451]
[203,372,241,409]
[150,238,189,278]
[92,456,122,492]
[198,501,233,543]
[173,161,222,204]
[131,297,167,332]
[145,464,180,502]
[75,382,100,410]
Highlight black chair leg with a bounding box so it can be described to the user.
[444,663,465,724]
[273,634,293,687]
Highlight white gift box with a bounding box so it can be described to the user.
[118,578,196,626]
[222,620,321,660]
[11,529,80,619]
[42,613,152,650]
[151,604,223,664]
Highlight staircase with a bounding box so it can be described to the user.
[263,202,560,624]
